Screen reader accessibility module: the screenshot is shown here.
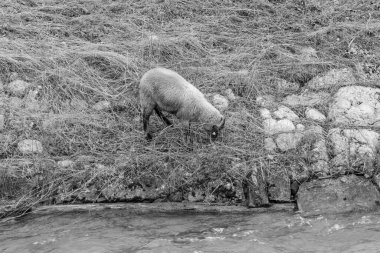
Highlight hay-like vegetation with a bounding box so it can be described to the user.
[1,0,380,217]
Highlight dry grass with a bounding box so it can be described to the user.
[1,0,380,216]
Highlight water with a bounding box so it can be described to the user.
[1,209,380,253]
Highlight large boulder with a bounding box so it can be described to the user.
[297,175,380,215]
[267,170,291,202]
[241,166,269,208]
[297,126,329,176]
[329,86,380,126]
[329,128,379,174]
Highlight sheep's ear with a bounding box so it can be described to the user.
[219,117,225,129]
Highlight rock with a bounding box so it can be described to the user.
[212,94,229,111]
[328,86,380,126]
[188,189,204,202]
[268,171,291,202]
[92,100,111,111]
[275,132,303,151]
[17,139,43,154]
[57,160,75,168]
[0,115,4,130]
[8,97,23,111]
[7,80,32,97]
[297,127,329,176]
[8,72,19,82]
[263,118,277,135]
[263,118,295,135]
[276,79,300,94]
[305,125,324,136]
[297,175,380,215]
[306,68,356,90]
[273,105,299,121]
[264,137,277,152]
[305,108,326,122]
[256,95,277,108]
[224,88,236,101]
[299,47,318,61]
[242,167,269,208]
[310,139,329,162]
[282,91,330,107]
[259,108,271,119]
[296,124,305,131]
[329,128,379,174]
[310,160,329,176]
[26,89,38,100]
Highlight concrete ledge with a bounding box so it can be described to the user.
[32,202,296,216]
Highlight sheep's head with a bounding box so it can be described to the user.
[209,116,225,140]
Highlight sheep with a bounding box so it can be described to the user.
[139,67,225,140]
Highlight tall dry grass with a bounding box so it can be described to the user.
[0,0,380,216]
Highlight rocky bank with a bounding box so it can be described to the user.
[253,66,380,215]
[1,62,380,217]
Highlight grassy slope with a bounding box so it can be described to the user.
[0,0,379,214]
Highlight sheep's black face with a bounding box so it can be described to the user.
[211,125,219,140]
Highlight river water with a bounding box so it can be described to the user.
[1,209,380,253]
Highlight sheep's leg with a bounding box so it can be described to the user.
[142,107,153,140]
[185,122,194,144]
[185,122,190,142]
[154,107,172,126]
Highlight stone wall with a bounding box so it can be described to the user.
[255,67,380,214]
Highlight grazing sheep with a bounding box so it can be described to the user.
[139,67,225,140]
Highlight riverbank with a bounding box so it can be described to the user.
[1,0,380,218]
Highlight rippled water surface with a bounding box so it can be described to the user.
[1,209,380,253]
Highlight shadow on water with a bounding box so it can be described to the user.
[1,209,380,253]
